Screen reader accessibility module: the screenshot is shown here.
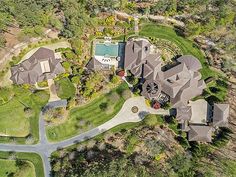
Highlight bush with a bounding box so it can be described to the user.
[162,102,171,109]
[144,115,163,126]
[99,102,108,111]
[24,107,34,118]
[44,107,65,121]
[71,76,81,84]
[121,89,131,100]
[62,61,71,72]
[111,75,120,84]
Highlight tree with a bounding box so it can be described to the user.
[99,102,108,111]
[49,15,63,30]
[110,75,120,84]
[170,153,195,176]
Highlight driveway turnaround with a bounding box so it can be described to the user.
[0,96,169,177]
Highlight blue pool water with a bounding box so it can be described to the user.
[95,43,119,57]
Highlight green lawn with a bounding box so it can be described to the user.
[205,79,228,101]
[0,86,49,144]
[0,99,30,137]
[139,23,218,79]
[55,77,76,99]
[0,151,44,177]
[46,83,129,142]
[0,159,35,177]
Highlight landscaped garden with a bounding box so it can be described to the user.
[0,151,44,177]
[0,86,49,144]
[46,83,130,142]
[139,23,218,79]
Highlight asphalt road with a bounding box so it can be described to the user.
[0,97,169,177]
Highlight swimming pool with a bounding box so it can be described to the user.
[95,43,119,57]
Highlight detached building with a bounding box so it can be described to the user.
[176,99,230,142]
[212,103,229,127]
[188,125,213,142]
[10,47,64,85]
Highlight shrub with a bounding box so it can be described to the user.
[24,107,34,118]
[71,76,81,84]
[144,115,163,126]
[62,61,71,71]
[121,89,131,100]
[99,102,108,111]
[162,102,171,109]
[111,75,120,84]
[44,107,65,121]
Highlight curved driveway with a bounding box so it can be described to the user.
[0,96,169,177]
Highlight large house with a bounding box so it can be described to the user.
[124,38,206,108]
[123,38,229,143]
[10,47,64,85]
[86,37,230,142]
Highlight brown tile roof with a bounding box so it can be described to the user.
[124,39,206,107]
[188,125,212,142]
[177,55,202,71]
[213,103,229,127]
[10,47,64,85]
[176,106,192,121]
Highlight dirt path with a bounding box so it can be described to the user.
[114,11,185,27]
[0,28,59,70]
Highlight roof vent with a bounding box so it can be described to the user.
[19,67,24,72]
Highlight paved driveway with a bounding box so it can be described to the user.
[21,41,71,61]
[0,96,169,177]
[48,79,61,102]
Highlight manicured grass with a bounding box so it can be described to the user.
[55,78,76,99]
[0,99,30,137]
[0,159,35,177]
[0,151,44,177]
[46,83,129,142]
[192,77,228,104]
[0,86,49,144]
[139,23,218,79]
[205,79,228,102]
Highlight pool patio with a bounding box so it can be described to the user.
[87,39,125,70]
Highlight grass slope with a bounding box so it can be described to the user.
[0,159,35,177]
[0,152,44,177]
[139,23,217,79]
[46,83,129,142]
[0,99,29,137]
[55,78,76,100]
[0,86,49,144]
